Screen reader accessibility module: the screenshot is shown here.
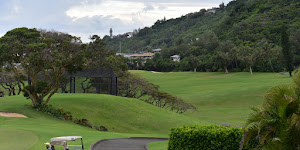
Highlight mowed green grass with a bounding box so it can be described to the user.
[0,94,205,149]
[49,94,205,134]
[148,141,169,150]
[132,71,292,125]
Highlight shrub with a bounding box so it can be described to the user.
[241,72,300,149]
[74,118,92,128]
[217,68,225,72]
[34,104,72,121]
[168,125,257,150]
[231,68,241,72]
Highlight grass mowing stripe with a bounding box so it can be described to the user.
[132,71,292,125]
[0,94,206,149]
[0,128,38,150]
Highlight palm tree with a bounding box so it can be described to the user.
[241,72,300,149]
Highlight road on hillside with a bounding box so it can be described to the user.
[91,137,169,150]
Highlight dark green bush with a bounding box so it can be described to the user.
[217,68,225,72]
[74,118,92,128]
[168,125,257,150]
[34,104,72,121]
[231,68,242,72]
[34,104,95,129]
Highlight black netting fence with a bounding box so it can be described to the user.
[59,77,118,95]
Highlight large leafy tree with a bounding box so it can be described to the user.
[0,28,86,106]
[86,35,113,68]
[216,40,235,73]
[188,55,200,72]
[261,42,276,72]
[230,46,240,69]
[290,29,300,66]
[238,46,257,75]
[241,72,300,149]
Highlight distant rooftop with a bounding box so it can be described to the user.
[130,53,155,57]
[153,48,162,52]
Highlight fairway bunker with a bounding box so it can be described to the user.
[0,112,27,118]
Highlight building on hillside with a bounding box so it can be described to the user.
[170,55,180,62]
[116,53,133,58]
[207,7,218,14]
[125,32,133,38]
[153,48,162,53]
[130,53,155,60]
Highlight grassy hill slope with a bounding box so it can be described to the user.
[133,71,292,125]
[49,94,204,134]
[0,94,205,149]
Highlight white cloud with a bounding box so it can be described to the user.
[13,5,21,13]
[0,0,232,42]
[66,0,146,24]
[0,33,5,38]
[66,1,221,26]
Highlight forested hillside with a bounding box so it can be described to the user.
[103,0,300,73]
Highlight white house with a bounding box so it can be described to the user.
[153,48,162,53]
[207,7,218,13]
[170,55,180,62]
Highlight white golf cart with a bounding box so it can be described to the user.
[45,136,84,150]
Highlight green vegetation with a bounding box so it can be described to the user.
[242,72,300,149]
[105,0,299,53]
[168,125,256,150]
[281,24,294,77]
[0,28,126,107]
[105,0,300,73]
[134,71,292,125]
[148,141,169,150]
[1,0,299,149]
[0,94,205,149]
[0,28,86,106]
[118,72,197,114]
[0,128,38,150]
[49,94,204,134]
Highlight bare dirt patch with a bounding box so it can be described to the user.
[0,112,27,118]
[151,71,162,74]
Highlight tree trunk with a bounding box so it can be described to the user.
[235,58,239,68]
[269,58,274,72]
[261,60,265,72]
[17,82,22,95]
[11,85,15,96]
[224,66,229,73]
[289,71,292,77]
[194,68,197,72]
[250,66,253,75]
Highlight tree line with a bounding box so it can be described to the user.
[0,28,126,106]
[140,25,299,75]
[103,0,299,74]
[0,27,197,113]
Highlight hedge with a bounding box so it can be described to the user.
[168,125,257,150]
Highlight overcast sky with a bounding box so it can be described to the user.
[0,0,231,42]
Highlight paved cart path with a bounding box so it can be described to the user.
[91,137,169,150]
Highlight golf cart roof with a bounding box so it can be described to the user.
[51,136,82,142]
